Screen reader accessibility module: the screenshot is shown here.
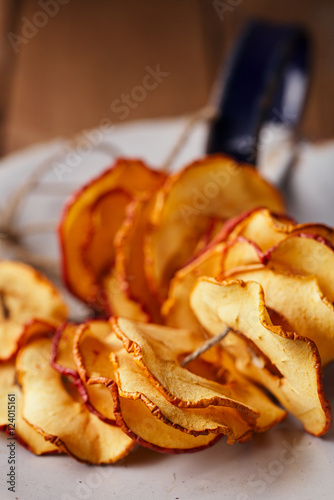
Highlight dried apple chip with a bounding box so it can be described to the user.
[52,322,116,423]
[83,189,132,280]
[112,347,285,440]
[221,237,264,272]
[16,337,135,463]
[111,383,222,453]
[215,349,287,432]
[73,319,122,385]
[111,317,282,424]
[82,188,133,308]
[226,209,334,249]
[225,266,334,367]
[217,211,334,276]
[162,242,225,332]
[0,362,16,435]
[59,158,165,309]
[111,349,254,445]
[264,234,334,302]
[162,210,294,332]
[103,196,162,322]
[289,223,334,244]
[0,261,67,361]
[0,361,60,455]
[219,209,296,272]
[145,155,285,301]
[191,277,332,435]
[226,208,295,251]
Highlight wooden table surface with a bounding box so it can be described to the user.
[0,0,333,155]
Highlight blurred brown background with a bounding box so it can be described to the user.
[0,0,333,155]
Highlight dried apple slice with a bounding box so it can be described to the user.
[226,208,334,249]
[0,361,60,455]
[110,383,222,453]
[225,266,334,367]
[16,337,135,463]
[264,234,334,302]
[191,277,332,435]
[111,349,254,445]
[52,322,116,423]
[111,318,285,432]
[59,158,166,309]
[111,317,258,413]
[0,261,67,361]
[82,188,133,306]
[145,155,285,301]
[0,362,16,434]
[73,319,122,385]
[221,237,264,272]
[290,223,334,244]
[215,348,286,432]
[162,242,225,332]
[162,210,293,331]
[219,209,296,272]
[112,345,285,440]
[221,217,334,280]
[227,208,295,250]
[193,217,225,254]
[103,196,162,322]
[111,317,287,428]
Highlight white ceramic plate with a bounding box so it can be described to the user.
[0,118,333,500]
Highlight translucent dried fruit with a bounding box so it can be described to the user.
[145,155,285,301]
[111,316,286,434]
[162,242,224,332]
[191,277,332,436]
[59,159,165,310]
[104,196,162,322]
[225,266,334,367]
[52,322,116,423]
[16,337,135,464]
[0,261,66,361]
[0,360,60,455]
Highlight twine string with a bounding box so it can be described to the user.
[180,327,231,367]
[161,105,217,172]
[0,136,126,272]
[0,109,230,364]
[0,107,215,273]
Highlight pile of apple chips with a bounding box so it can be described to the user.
[1,155,333,464]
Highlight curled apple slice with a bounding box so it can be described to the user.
[103,196,162,322]
[145,155,285,301]
[111,317,259,413]
[0,362,61,455]
[82,188,133,308]
[0,261,67,361]
[221,237,264,273]
[112,349,254,445]
[264,234,334,302]
[227,208,295,250]
[113,342,285,438]
[191,277,332,436]
[73,319,122,385]
[110,316,288,433]
[110,383,222,453]
[52,322,116,423]
[16,337,135,464]
[290,223,334,244]
[162,242,224,332]
[1,319,61,455]
[225,266,334,367]
[59,158,166,310]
